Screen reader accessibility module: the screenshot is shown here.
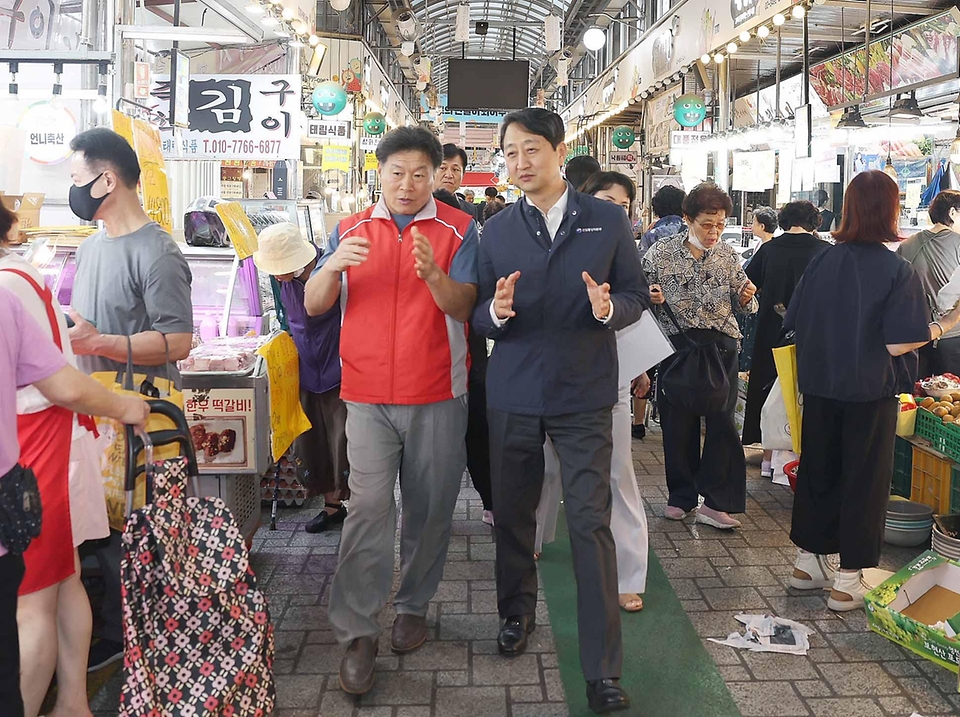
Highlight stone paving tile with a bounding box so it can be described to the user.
[87,427,960,716]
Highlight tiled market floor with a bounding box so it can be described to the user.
[90,427,960,716]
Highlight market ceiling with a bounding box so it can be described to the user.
[369,0,634,101]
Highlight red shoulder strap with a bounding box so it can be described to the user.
[0,268,62,350]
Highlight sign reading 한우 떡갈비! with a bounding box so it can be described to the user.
[730,0,759,27]
[149,74,301,161]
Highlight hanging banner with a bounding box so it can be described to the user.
[732,150,776,192]
[149,74,301,160]
[131,120,172,232]
[322,145,351,172]
[364,152,379,172]
[809,9,960,110]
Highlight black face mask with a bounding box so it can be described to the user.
[69,173,108,221]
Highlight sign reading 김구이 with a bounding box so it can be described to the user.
[149,74,301,161]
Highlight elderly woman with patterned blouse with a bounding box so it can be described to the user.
[642,183,758,530]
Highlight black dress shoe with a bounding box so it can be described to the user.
[304,503,347,534]
[497,615,536,657]
[586,678,630,714]
[631,424,646,440]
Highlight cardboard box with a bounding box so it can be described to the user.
[865,551,960,672]
[0,193,44,243]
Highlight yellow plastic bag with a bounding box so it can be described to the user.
[91,369,183,531]
[772,344,802,455]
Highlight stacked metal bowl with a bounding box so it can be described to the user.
[884,500,934,547]
[932,515,960,560]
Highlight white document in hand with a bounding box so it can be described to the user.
[616,311,676,384]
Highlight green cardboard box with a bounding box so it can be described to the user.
[865,551,960,673]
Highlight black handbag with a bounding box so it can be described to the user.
[658,302,731,415]
[0,463,43,555]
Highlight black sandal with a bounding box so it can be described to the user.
[304,501,348,534]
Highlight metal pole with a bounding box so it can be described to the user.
[775,26,781,117]
[863,0,871,101]
[802,12,810,107]
[80,0,99,129]
[756,60,760,126]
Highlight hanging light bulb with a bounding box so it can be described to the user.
[883,155,898,181]
[739,30,750,42]
[757,25,770,38]
[726,42,738,54]
[291,19,306,33]
[583,26,606,52]
[773,13,786,26]
[713,52,725,64]
[700,53,711,64]
[792,4,806,18]
[281,7,293,20]
[330,0,350,11]
[309,34,320,46]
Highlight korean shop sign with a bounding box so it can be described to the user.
[18,102,76,165]
[307,120,351,143]
[149,74,301,160]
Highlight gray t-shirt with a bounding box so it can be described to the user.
[72,222,194,387]
[897,228,960,339]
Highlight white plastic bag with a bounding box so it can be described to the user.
[760,377,794,451]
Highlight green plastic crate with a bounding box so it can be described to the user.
[952,464,960,514]
[893,437,913,498]
[914,408,960,463]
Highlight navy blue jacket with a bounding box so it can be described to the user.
[472,187,650,416]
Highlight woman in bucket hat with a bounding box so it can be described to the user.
[254,223,350,533]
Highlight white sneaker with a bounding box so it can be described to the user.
[694,505,742,530]
[789,550,835,590]
[828,570,866,612]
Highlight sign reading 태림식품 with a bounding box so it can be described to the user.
[150,74,301,161]
[307,119,351,141]
[18,101,77,165]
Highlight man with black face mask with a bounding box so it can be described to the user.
[66,128,193,673]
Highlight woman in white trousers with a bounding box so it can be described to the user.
[536,375,650,611]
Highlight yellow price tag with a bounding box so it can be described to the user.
[215,202,260,260]
[132,120,172,232]
[322,145,351,172]
[257,332,312,459]
[364,152,379,172]
[112,110,135,148]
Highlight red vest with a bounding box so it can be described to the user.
[337,198,473,405]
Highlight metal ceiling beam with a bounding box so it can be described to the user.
[824,0,938,15]
[426,20,548,27]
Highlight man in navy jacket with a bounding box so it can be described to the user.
[472,108,649,715]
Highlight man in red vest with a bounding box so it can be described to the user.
[305,127,478,696]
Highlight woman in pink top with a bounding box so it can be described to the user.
[0,287,148,717]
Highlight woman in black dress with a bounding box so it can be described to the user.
[741,202,828,467]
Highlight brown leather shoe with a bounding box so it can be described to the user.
[391,613,428,654]
[338,637,378,695]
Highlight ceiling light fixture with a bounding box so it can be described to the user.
[118,25,252,42]
[309,34,320,45]
[700,53,711,64]
[792,5,806,18]
[330,0,350,11]
[584,26,606,51]
[757,25,770,38]
[836,104,867,129]
[739,30,750,42]
[713,52,725,64]
[773,13,786,26]
[726,42,738,54]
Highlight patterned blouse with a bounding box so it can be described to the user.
[641,228,758,339]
